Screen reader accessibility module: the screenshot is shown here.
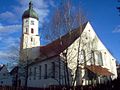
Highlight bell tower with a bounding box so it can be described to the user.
[20,1,40,61]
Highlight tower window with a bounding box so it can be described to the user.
[26,28,28,34]
[25,20,28,23]
[31,28,34,33]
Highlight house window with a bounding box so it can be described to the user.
[39,66,41,79]
[31,28,34,33]
[1,81,3,84]
[34,67,37,80]
[44,64,47,79]
[51,62,55,78]
[3,73,6,76]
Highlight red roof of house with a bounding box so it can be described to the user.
[86,65,114,76]
[39,22,88,58]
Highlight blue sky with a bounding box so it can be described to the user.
[0,0,120,65]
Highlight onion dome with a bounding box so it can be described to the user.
[22,1,39,20]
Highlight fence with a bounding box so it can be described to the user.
[0,79,120,90]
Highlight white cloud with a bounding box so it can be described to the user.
[0,23,20,64]
[0,11,15,18]
[0,24,21,33]
[0,11,18,23]
[113,25,120,33]
[0,50,18,61]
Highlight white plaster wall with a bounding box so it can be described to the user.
[20,17,40,61]
[23,18,39,35]
[65,22,117,85]
[27,56,62,88]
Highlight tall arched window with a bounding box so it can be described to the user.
[98,52,103,66]
[25,28,28,34]
[91,50,95,65]
[81,49,86,66]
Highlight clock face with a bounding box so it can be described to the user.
[31,20,34,25]
[24,19,29,26]
[25,20,28,23]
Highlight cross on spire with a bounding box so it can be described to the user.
[29,0,33,9]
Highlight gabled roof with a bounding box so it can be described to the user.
[0,65,6,72]
[10,66,18,75]
[39,22,88,59]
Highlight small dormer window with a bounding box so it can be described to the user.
[31,28,34,33]
[31,20,34,25]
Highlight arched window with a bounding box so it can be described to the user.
[91,50,95,65]
[98,52,103,66]
[26,28,28,34]
[79,49,86,66]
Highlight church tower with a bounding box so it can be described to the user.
[20,1,40,61]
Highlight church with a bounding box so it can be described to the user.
[19,1,117,88]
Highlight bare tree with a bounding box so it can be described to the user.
[43,0,87,87]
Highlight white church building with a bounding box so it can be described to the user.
[19,1,117,88]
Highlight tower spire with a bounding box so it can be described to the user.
[29,0,33,9]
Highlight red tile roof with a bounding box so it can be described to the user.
[86,65,114,76]
[39,22,88,58]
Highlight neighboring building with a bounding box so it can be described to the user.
[19,1,117,88]
[116,64,120,79]
[0,65,12,86]
[10,66,19,86]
